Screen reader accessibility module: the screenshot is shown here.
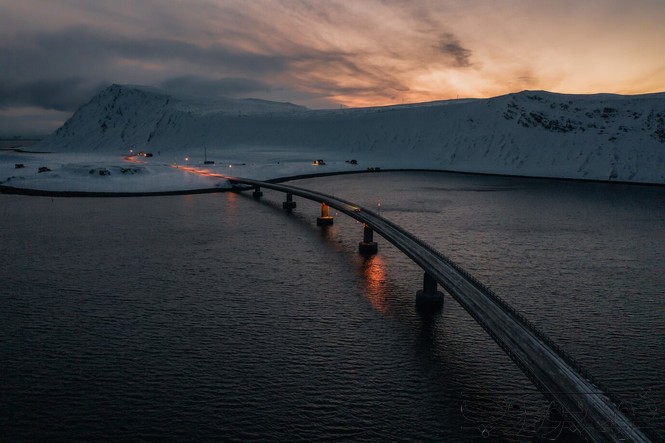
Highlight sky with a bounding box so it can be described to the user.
[1,0,665,136]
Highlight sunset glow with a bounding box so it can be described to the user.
[1,0,665,134]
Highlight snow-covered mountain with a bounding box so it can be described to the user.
[40,84,665,184]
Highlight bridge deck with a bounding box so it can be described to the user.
[229,176,650,443]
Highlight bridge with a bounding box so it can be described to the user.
[229,176,651,443]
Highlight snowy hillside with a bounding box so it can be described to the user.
[40,84,665,184]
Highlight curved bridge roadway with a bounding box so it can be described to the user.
[229,176,650,443]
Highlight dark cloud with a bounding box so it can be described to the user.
[1,26,290,81]
[289,49,411,98]
[0,78,108,111]
[160,76,272,98]
[437,33,472,68]
[108,36,288,74]
[0,108,71,137]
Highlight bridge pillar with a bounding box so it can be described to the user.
[252,186,263,199]
[416,272,444,310]
[282,192,297,210]
[358,224,378,255]
[316,202,334,226]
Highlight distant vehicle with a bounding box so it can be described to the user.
[313,159,326,165]
[15,163,25,169]
[204,160,215,165]
[37,166,51,173]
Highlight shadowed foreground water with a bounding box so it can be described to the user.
[1,172,664,441]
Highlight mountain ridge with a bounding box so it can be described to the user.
[39,84,665,184]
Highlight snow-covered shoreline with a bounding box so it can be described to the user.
[2,85,664,193]
[0,149,385,195]
[2,147,663,198]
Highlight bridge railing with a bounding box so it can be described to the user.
[368,209,624,403]
[387,214,665,440]
[243,180,617,399]
[232,177,659,440]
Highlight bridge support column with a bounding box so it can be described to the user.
[316,202,334,226]
[252,186,263,199]
[416,272,444,310]
[282,193,297,210]
[358,224,378,255]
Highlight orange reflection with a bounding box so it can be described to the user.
[123,155,144,164]
[173,164,230,179]
[225,191,237,216]
[361,254,389,314]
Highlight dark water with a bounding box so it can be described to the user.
[1,172,664,441]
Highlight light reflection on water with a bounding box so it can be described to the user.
[359,254,389,315]
[1,171,664,441]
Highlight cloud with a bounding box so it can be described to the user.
[0,2,475,111]
[437,33,472,68]
[3,26,290,78]
[159,76,272,98]
[2,0,665,136]
[0,106,73,137]
[0,78,108,112]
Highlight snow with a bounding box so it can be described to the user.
[0,149,374,193]
[1,84,664,194]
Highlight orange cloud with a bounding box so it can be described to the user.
[2,0,665,118]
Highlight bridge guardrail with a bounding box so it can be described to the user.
[370,210,661,439]
[369,209,621,397]
[231,176,658,441]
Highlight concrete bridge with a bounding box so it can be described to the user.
[229,176,651,443]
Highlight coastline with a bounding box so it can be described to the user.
[2,167,663,198]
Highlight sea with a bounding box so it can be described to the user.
[1,171,664,442]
